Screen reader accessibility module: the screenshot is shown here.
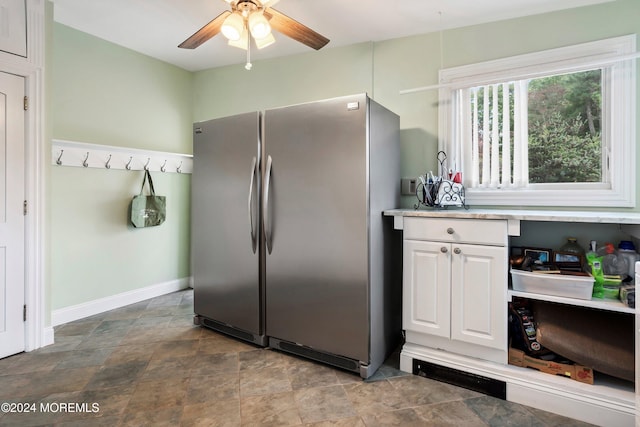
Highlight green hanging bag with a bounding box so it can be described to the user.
[130,169,166,228]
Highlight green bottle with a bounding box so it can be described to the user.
[586,240,604,299]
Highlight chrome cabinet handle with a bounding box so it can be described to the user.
[263,155,273,254]
[454,248,461,254]
[248,156,257,254]
[440,247,448,253]
[447,227,455,235]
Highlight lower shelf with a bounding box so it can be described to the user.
[401,342,635,427]
[508,288,635,314]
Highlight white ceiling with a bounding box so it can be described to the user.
[51,0,615,72]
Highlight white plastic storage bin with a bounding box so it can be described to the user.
[510,269,594,300]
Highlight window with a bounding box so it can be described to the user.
[439,36,636,207]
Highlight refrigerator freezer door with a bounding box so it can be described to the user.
[192,112,263,338]
[264,94,370,362]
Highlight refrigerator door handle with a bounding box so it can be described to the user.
[248,156,258,253]
[263,155,273,254]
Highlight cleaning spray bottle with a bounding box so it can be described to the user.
[586,240,604,298]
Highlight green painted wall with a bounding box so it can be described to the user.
[53,24,193,153]
[51,24,193,310]
[49,0,640,314]
[192,42,375,121]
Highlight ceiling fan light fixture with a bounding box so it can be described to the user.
[178,0,330,69]
[255,32,275,49]
[221,12,244,41]
[248,11,271,40]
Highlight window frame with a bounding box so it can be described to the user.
[438,35,636,207]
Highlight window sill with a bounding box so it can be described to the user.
[465,187,635,208]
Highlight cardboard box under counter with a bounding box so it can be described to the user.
[508,347,594,385]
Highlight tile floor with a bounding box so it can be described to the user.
[0,289,593,426]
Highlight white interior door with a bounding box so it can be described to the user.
[0,71,25,359]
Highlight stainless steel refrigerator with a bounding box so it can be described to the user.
[192,94,401,378]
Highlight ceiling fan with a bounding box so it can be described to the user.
[178,0,330,69]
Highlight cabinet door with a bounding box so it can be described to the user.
[403,239,450,338]
[450,243,507,350]
[0,0,27,57]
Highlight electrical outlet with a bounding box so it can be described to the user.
[401,178,417,196]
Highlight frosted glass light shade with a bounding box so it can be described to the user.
[221,12,244,41]
[228,28,249,50]
[248,12,271,39]
[255,32,275,49]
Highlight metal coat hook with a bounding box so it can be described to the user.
[144,158,151,171]
[177,161,182,174]
[82,152,90,168]
[125,156,133,170]
[161,160,167,172]
[105,154,112,169]
[56,150,64,165]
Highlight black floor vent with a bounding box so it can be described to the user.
[413,359,506,400]
[201,317,260,345]
[273,339,360,373]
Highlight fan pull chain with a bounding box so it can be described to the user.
[245,25,252,70]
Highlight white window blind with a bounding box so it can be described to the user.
[468,81,528,189]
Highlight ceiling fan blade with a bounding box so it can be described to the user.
[264,7,329,50]
[178,11,231,49]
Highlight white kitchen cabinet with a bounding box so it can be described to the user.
[388,209,640,427]
[0,0,27,58]
[403,217,508,364]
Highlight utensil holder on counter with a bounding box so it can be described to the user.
[414,178,467,209]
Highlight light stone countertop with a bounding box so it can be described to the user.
[383,208,640,225]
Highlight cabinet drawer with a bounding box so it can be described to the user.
[404,217,507,246]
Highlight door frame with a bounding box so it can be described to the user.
[0,0,48,352]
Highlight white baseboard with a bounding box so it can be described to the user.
[51,277,192,326]
[400,343,635,427]
[42,326,55,347]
